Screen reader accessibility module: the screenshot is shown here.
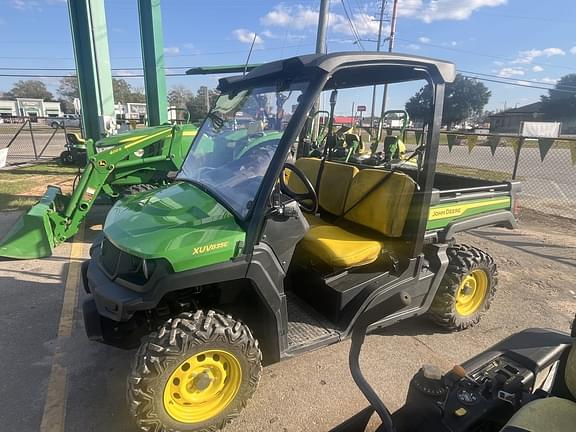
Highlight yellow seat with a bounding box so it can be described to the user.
[298,168,416,269]
[288,158,359,216]
[298,224,382,268]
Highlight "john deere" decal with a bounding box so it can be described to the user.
[193,241,229,255]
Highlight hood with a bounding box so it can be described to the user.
[104,182,246,272]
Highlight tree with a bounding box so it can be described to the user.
[186,86,219,122]
[113,78,145,104]
[540,74,576,120]
[168,85,194,108]
[7,80,54,100]
[405,74,491,128]
[57,75,79,113]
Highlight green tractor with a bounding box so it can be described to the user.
[81,53,521,432]
[0,123,197,259]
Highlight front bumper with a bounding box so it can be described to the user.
[82,256,151,322]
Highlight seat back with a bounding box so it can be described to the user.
[566,343,576,399]
[343,168,416,237]
[289,157,359,216]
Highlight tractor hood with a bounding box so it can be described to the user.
[103,182,246,272]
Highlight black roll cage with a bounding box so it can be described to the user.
[213,52,455,260]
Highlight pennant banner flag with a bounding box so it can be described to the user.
[537,138,555,162]
[487,135,501,156]
[414,130,423,145]
[447,134,457,151]
[571,143,576,166]
[467,135,478,153]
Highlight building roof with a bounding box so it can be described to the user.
[490,102,542,117]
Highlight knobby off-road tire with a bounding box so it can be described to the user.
[127,310,262,432]
[428,244,497,331]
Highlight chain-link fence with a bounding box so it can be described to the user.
[401,130,576,218]
[0,117,77,166]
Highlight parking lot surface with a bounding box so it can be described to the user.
[0,208,574,432]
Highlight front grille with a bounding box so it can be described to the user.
[100,238,145,284]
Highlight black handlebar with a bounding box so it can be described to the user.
[349,292,412,432]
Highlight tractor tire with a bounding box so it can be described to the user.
[127,310,262,432]
[123,183,158,195]
[428,244,497,331]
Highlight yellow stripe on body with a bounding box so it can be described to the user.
[428,198,510,221]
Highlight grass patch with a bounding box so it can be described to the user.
[436,163,512,182]
[0,162,78,211]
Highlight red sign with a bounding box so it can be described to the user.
[357,105,366,112]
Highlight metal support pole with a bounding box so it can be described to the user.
[512,137,524,180]
[311,0,330,141]
[28,120,38,160]
[138,0,168,126]
[67,0,116,141]
[377,0,399,143]
[369,0,386,133]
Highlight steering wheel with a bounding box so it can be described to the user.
[280,162,318,214]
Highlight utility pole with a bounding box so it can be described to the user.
[311,0,330,139]
[316,0,330,55]
[378,0,399,142]
[369,0,386,132]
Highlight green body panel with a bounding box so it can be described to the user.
[104,182,246,272]
[0,124,198,259]
[426,197,511,230]
[0,186,61,259]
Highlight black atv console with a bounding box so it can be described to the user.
[393,328,572,432]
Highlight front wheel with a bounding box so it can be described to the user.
[127,310,262,432]
[428,244,497,331]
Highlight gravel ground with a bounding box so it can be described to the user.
[0,208,574,432]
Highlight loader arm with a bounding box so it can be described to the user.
[0,124,197,259]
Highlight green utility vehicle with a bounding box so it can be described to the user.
[0,123,197,259]
[81,53,521,432]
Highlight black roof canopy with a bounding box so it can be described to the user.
[217,52,456,92]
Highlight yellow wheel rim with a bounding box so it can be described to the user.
[163,349,242,424]
[455,269,488,316]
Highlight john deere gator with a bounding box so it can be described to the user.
[78,52,521,432]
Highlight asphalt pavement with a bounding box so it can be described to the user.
[0,208,574,432]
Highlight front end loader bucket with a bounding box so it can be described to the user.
[0,186,65,259]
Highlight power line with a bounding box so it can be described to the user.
[458,70,576,90]
[460,74,576,94]
[396,37,576,72]
[340,0,365,50]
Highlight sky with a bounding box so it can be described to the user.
[0,0,574,115]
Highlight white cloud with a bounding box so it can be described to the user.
[570,46,576,54]
[493,60,505,66]
[261,5,383,37]
[261,30,277,39]
[512,47,565,64]
[498,67,524,78]
[10,0,41,10]
[541,77,558,84]
[164,46,180,55]
[418,36,431,43]
[232,29,263,45]
[398,0,507,23]
[407,43,421,50]
[532,65,544,72]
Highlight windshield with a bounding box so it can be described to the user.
[178,82,307,218]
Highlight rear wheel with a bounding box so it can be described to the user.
[428,244,497,331]
[127,310,262,432]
